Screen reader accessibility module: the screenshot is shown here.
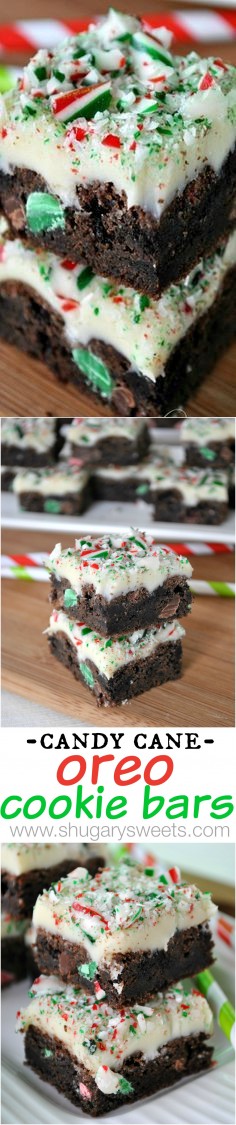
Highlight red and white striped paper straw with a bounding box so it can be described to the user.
[0,12,235,58]
[217,916,235,949]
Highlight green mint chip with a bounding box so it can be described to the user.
[72,347,114,398]
[64,588,78,609]
[26,192,65,234]
[199,447,216,460]
[79,961,97,980]
[44,498,61,513]
[80,662,94,688]
[119,1077,134,1094]
[43,1047,53,1058]
[136,483,148,495]
[77,266,94,291]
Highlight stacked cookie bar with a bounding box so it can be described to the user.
[1,843,105,985]
[179,417,235,511]
[17,861,216,1115]
[47,531,192,705]
[0,10,235,415]
[1,416,93,513]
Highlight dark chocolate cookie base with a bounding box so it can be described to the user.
[49,573,192,634]
[25,1024,213,1116]
[48,631,183,706]
[1,855,104,919]
[17,479,92,515]
[69,425,149,465]
[184,440,235,469]
[153,493,228,526]
[1,467,17,491]
[0,268,235,416]
[1,147,235,295]
[1,935,27,981]
[35,921,214,1004]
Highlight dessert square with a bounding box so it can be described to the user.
[94,460,229,524]
[179,418,235,469]
[0,11,235,296]
[12,462,92,515]
[47,610,185,705]
[1,844,105,918]
[32,862,216,1002]
[0,233,235,416]
[48,533,192,635]
[64,417,149,464]
[1,417,62,467]
[18,976,213,1116]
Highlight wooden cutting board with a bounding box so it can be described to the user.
[2,573,234,726]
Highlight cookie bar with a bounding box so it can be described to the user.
[0,10,235,296]
[1,912,30,981]
[64,418,149,465]
[179,418,235,468]
[18,976,213,1116]
[0,234,235,416]
[48,533,192,634]
[32,863,216,1001]
[94,460,229,524]
[47,610,185,705]
[1,417,61,467]
[1,843,105,918]
[13,462,92,515]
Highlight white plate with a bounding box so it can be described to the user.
[1,487,235,545]
[1,923,235,1124]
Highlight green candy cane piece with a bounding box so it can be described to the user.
[80,662,94,688]
[119,1077,134,1094]
[79,961,97,980]
[64,588,78,609]
[199,446,216,461]
[26,192,65,234]
[72,348,114,398]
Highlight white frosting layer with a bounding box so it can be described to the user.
[48,532,192,600]
[18,975,213,1088]
[1,11,235,218]
[1,417,55,452]
[179,418,235,446]
[13,463,89,496]
[1,912,31,938]
[47,610,185,680]
[0,233,235,383]
[95,459,228,505]
[33,862,216,959]
[65,417,146,447]
[1,843,101,876]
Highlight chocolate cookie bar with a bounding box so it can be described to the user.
[13,462,92,515]
[0,10,235,296]
[64,418,149,465]
[94,460,229,524]
[1,912,30,982]
[0,233,235,416]
[1,417,62,467]
[47,610,185,705]
[1,843,105,919]
[48,533,192,635]
[18,976,213,1116]
[32,863,216,1001]
[179,418,235,469]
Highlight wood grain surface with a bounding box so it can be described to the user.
[0,11,235,419]
[2,529,235,726]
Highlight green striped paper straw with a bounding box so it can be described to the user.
[0,65,19,93]
[196,969,235,1048]
[189,581,235,597]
